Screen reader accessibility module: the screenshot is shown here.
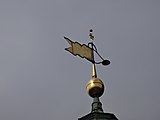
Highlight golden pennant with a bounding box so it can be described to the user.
[64,36,94,63]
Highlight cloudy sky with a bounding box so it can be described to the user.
[0,0,160,120]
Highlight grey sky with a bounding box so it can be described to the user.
[0,0,160,120]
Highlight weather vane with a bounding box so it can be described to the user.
[64,29,110,66]
[64,29,111,113]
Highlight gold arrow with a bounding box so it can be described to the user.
[64,36,94,63]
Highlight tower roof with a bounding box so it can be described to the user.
[78,112,118,120]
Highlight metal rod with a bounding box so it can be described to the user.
[89,29,97,78]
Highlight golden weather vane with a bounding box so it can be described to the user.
[64,29,111,113]
[64,29,110,66]
[64,29,119,118]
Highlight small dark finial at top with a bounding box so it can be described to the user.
[89,29,94,40]
[90,29,93,32]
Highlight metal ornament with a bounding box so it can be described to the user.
[64,29,111,113]
[64,30,110,66]
[64,36,94,63]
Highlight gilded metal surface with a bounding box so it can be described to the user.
[92,63,97,78]
[86,78,104,98]
[64,37,94,63]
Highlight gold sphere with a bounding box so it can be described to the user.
[86,78,104,98]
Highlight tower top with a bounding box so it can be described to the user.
[64,29,118,120]
[64,29,110,113]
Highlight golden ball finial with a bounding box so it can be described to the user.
[86,78,104,98]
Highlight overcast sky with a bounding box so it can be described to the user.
[0,0,160,120]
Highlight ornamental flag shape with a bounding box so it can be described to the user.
[64,36,94,63]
